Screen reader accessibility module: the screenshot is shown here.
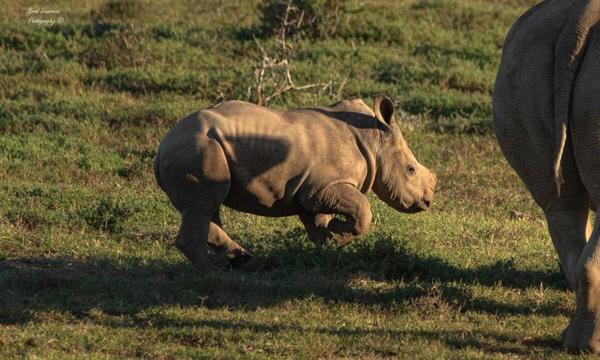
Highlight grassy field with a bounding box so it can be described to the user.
[0,0,592,358]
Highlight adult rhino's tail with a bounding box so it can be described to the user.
[553,0,600,196]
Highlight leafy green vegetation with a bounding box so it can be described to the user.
[1,0,588,358]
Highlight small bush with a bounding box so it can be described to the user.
[258,0,348,38]
[78,29,147,68]
[96,0,145,22]
[117,148,156,179]
[80,196,137,233]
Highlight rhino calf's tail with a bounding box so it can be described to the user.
[553,0,600,196]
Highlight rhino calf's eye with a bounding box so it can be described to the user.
[408,165,416,176]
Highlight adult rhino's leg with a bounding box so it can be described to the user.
[298,213,333,246]
[494,53,589,291]
[511,161,588,291]
[544,194,590,289]
[298,184,371,247]
[207,210,251,267]
[544,202,590,289]
[561,52,600,352]
[496,120,591,350]
[562,220,600,352]
[514,160,589,290]
[541,132,591,289]
[494,126,588,289]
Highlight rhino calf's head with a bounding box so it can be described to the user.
[371,96,437,213]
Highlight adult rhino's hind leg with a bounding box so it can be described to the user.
[494,62,589,291]
[562,219,600,353]
[496,115,591,347]
[561,53,600,352]
[543,192,590,290]
[495,123,589,290]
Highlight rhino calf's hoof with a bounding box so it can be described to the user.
[227,251,252,268]
[334,233,356,248]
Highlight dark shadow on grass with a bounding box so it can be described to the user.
[243,229,569,291]
[0,231,570,326]
[91,315,564,356]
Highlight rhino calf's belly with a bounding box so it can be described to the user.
[222,182,303,217]
[223,195,303,217]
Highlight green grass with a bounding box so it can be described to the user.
[0,0,591,358]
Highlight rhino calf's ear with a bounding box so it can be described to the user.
[373,95,395,126]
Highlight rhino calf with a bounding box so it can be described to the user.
[154,96,436,269]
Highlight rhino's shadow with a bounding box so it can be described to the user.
[0,229,570,328]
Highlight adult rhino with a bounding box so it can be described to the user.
[155,96,436,270]
[494,0,600,352]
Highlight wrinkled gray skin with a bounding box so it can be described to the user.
[155,96,436,270]
[494,0,600,353]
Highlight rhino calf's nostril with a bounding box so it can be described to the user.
[422,192,433,208]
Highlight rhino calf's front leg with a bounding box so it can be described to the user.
[299,183,372,247]
[299,213,333,246]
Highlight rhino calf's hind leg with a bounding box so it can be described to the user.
[176,208,213,271]
[165,136,252,269]
[207,211,252,267]
[177,209,251,269]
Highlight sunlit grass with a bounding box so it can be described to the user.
[0,0,584,358]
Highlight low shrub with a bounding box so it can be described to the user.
[80,196,138,233]
[258,0,348,38]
